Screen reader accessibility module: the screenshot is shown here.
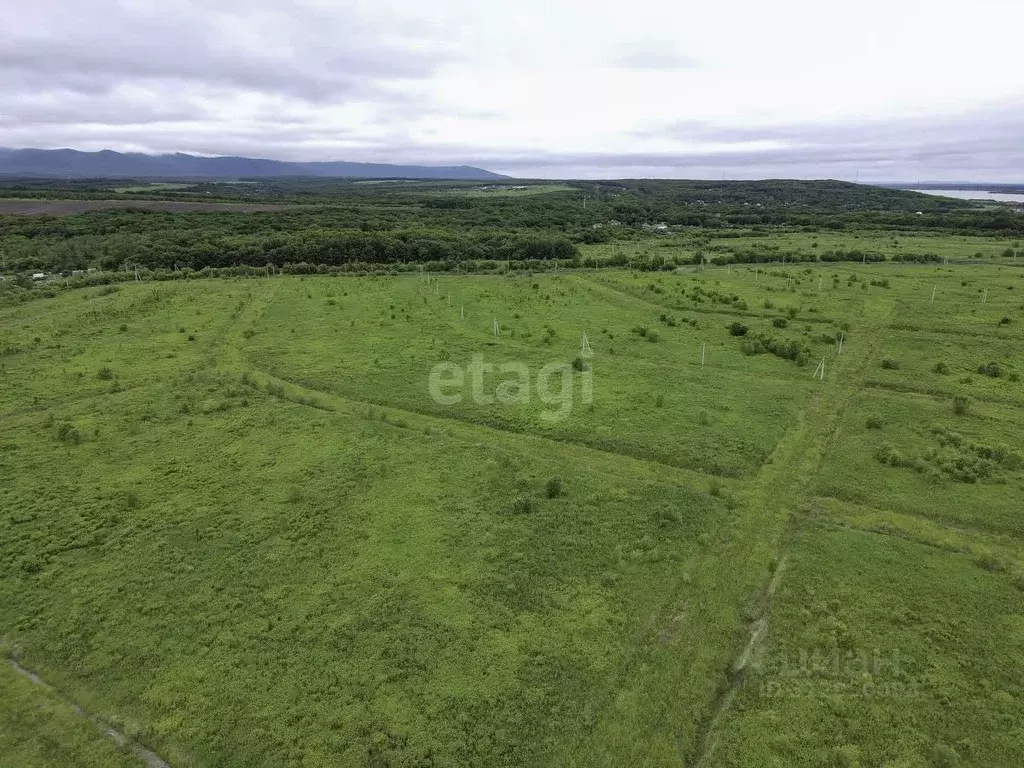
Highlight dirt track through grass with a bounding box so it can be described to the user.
[7,659,170,768]
[1,266,1021,765]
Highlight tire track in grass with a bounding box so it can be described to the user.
[0,282,278,768]
[209,284,726,492]
[230,363,724,494]
[212,285,751,483]
[6,658,171,768]
[691,294,889,767]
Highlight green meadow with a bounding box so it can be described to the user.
[580,232,1023,268]
[1,261,1022,766]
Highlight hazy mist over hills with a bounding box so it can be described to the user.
[0,148,506,180]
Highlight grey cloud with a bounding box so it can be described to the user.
[2,2,1021,183]
[3,0,457,102]
[611,42,699,70]
[648,107,1024,155]
[7,110,1023,180]
[266,104,1024,178]
[6,103,1023,180]
[0,88,203,128]
[588,105,1024,180]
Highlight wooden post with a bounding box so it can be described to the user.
[701,342,706,368]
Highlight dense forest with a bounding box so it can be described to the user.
[0,178,1021,276]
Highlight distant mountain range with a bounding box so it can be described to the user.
[0,148,507,180]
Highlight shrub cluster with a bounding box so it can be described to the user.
[977,361,1003,378]
[740,333,811,365]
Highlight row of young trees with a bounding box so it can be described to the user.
[608,249,941,270]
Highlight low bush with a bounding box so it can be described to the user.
[740,333,812,365]
[977,361,1002,378]
[510,494,537,515]
[875,442,909,468]
[56,423,82,444]
[571,355,590,372]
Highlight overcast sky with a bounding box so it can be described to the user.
[3,0,1023,180]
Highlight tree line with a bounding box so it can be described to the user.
[0,228,578,273]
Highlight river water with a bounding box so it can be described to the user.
[903,189,1024,204]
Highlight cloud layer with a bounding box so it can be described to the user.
[3,0,1024,180]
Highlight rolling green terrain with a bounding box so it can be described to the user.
[2,258,1022,766]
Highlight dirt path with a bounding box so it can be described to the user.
[6,658,172,768]
[691,294,888,766]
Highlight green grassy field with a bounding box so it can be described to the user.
[456,185,577,197]
[581,232,1022,267]
[1,263,1022,766]
[113,184,193,194]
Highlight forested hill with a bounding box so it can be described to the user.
[0,148,506,180]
